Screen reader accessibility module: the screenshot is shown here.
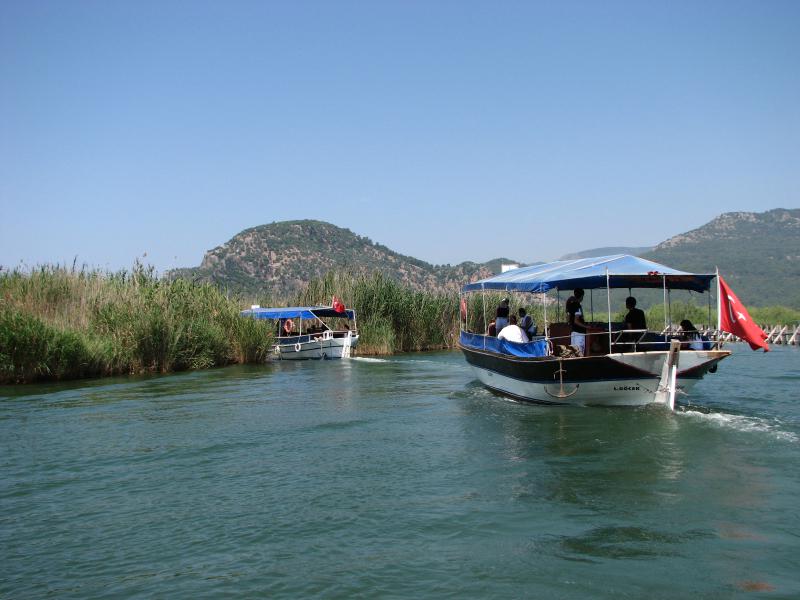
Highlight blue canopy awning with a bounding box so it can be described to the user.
[462,255,715,293]
[240,306,356,320]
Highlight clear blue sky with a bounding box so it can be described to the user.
[1,1,798,273]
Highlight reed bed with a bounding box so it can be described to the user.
[297,271,460,354]
[0,264,273,383]
[5,263,796,384]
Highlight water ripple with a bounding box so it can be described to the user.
[1,349,799,598]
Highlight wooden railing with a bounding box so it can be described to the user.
[698,325,800,346]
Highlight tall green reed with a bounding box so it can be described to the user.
[0,263,273,383]
[297,271,459,354]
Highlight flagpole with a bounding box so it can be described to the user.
[716,267,721,344]
[543,290,548,342]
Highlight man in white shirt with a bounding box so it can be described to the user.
[497,315,530,343]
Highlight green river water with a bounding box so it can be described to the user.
[1,346,798,598]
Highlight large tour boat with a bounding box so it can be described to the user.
[459,255,766,408]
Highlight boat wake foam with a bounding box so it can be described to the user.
[405,360,460,368]
[680,409,798,443]
[351,357,390,363]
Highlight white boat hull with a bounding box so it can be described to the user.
[468,363,701,406]
[273,332,358,360]
[462,347,730,407]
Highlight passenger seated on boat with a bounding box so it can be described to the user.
[619,296,647,351]
[678,319,705,350]
[518,308,536,338]
[566,288,587,356]
[623,297,647,331]
[487,319,497,337]
[495,298,510,332]
[282,319,295,337]
[498,315,529,343]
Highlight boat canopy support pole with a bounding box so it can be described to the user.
[668,288,672,331]
[481,284,487,350]
[606,269,612,352]
[663,275,668,332]
[557,290,561,322]
[543,290,549,345]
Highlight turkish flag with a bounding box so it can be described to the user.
[332,296,346,313]
[719,276,769,351]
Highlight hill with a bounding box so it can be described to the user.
[644,209,800,308]
[169,220,520,298]
[169,210,800,308]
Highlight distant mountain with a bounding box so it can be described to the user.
[559,246,654,260]
[169,220,520,298]
[644,209,800,308]
[170,210,800,308]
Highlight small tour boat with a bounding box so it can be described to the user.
[240,304,359,360]
[459,255,766,408]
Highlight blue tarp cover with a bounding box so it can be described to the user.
[240,306,356,320]
[460,331,549,357]
[462,255,715,293]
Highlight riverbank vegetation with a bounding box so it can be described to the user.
[0,264,274,383]
[297,271,458,354]
[3,264,798,384]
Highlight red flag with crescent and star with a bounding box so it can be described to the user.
[719,276,769,352]
[332,296,346,313]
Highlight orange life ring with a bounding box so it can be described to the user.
[283,319,294,335]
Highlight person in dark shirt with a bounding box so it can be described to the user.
[566,288,587,355]
[623,297,647,331]
[518,307,536,338]
[495,297,510,332]
[679,319,705,350]
[619,296,647,352]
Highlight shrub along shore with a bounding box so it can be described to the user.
[0,264,274,384]
[298,271,458,355]
[2,265,798,384]
[0,266,461,383]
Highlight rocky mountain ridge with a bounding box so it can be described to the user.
[655,209,800,252]
[644,208,800,307]
[170,220,520,298]
[170,209,800,307]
